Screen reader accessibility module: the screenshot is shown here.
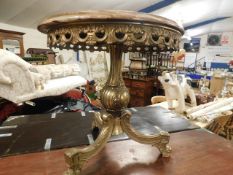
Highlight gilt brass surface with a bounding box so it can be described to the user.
[38,10,184,175]
[41,23,182,52]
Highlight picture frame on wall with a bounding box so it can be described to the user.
[207,34,222,46]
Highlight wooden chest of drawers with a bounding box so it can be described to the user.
[123,77,155,107]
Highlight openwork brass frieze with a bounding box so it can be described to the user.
[47,24,181,52]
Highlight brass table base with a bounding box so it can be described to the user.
[64,44,171,175]
[64,111,171,175]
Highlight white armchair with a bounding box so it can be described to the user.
[0,49,86,104]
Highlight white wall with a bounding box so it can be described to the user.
[182,32,233,69]
[196,32,233,63]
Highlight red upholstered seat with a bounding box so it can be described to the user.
[62,89,90,103]
[0,102,20,123]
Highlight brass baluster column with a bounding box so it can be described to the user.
[100,45,130,135]
[100,45,130,114]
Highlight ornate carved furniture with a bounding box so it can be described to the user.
[38,10,184,175]
[0,49,86,104]
[0,29,25,57]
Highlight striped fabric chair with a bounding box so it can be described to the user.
[206,111,233,140]
[223,115,233,140]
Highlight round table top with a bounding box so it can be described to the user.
[38,10,184,34]
[37,10,184,52]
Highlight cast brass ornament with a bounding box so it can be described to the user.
[45,24,181,52]
[38,10,184,175]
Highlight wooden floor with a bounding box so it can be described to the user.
[0,129,233,175]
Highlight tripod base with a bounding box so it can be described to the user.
[64,110,171,175]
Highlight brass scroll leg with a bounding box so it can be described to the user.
[64,112,114,175]
[120,110,171,157]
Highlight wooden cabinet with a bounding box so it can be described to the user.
[124,77,155,107]
[0,29,25,57]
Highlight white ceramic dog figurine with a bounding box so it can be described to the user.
[158,72,196,113]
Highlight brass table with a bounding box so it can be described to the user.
[38,10,184,175]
